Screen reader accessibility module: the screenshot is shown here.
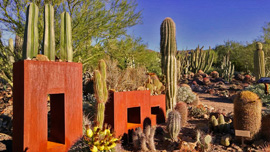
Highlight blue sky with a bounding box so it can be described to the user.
[127,0,270,51]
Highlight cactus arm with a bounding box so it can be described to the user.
[43,4,55,60]
[23,3,39,59]
[60,12,73,62]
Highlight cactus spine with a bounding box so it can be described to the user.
[166,110,181,141]
[254,42,265,81]
[22,3,39,59]
[60,12,73,62]
[221,53,234,82]
[234,91,262,140]
[190,46,214,73]
[160,17,177,110]
[93,59,108,129]
[43,4,55,60]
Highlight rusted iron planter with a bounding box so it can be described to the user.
[13,60,82,152]
[104,90,166,137]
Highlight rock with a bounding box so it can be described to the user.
[34,54,50,61]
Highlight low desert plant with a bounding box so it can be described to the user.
[83,124,121,152]
[132,125,156,151]
[176,86,196,104]
[105,58,148,92]
[245,83,270,107]
[167,110,181,142]
[189,104,208,118]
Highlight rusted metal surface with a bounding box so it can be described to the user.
[13,60,83,152]
[105,90,166,137]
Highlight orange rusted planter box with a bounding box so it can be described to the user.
[104,90,166,137]
[13,60,83,152]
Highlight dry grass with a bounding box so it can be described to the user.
[105,58,148,92]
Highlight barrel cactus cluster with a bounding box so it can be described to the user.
[22,2,73,61]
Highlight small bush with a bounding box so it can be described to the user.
[176,86,196,104]
[245,84,270,107]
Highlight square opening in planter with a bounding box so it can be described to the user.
[47,93,65,144]
[127,107,141,124]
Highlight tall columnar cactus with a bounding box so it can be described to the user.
[190,46,214,73]
[8,38,15,63]
[60,12,73,62]
[22,3,39,59]
[93,59,108,129]
[166,110,181,141]
[160,17,177,110]
[43,4,55,60]
[254,42,265,81]
[234,91,262,140]
[221,53,235,82]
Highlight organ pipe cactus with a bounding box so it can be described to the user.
[254,42,265,81]
[221,53,234,82]
[160,17,177,110]
[22,3,39,59]
[190,46,214,73]
[93,59,108,129]
[43,4,55,60]
[166,110,181,141]
[60,12,73,62]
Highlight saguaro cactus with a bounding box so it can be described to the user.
[160,17,177,110]
[22,3,39,59]
[43,4,55,60]
[93,59,108,129]
[254,42,265,81]
[60,12,73,62]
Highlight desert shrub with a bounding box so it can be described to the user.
[245,84,270,107]
[189,104,208,118]
[176,86,196,104]
[105,58,148,91]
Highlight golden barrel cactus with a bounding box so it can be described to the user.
[233,91,262,140]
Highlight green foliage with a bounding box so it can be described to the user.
[0,0,142,68]
[0,34,22,87]
[104,36,161,75]
[176,86,196,104]
[214,41,254,73]
[160,17,177,111]
[245,84,270,107]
